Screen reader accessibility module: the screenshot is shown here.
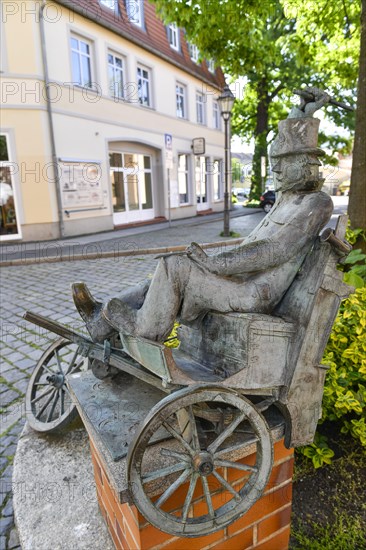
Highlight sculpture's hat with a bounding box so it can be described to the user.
[270,117,325,158]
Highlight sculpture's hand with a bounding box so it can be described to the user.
[303,87,331,116]
[186,242,211,269]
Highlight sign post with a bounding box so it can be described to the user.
[165,134,173,227]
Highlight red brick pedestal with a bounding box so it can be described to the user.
[90,439,293,550]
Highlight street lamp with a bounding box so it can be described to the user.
[217,83,235,237]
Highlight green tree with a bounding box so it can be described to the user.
[283,0,364,246]
[152,0,360,199]
[349,0,366,249]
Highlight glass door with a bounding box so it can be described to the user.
[0,135,21,240]
[110,152,154,225]
[195,156,209,211]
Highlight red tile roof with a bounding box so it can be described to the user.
[56,0,225,90]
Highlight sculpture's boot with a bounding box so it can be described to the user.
[102,297,138,336]
[71,282,116,343]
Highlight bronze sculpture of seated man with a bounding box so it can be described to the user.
[72,87,333,344]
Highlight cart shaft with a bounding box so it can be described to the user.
[23,311,93,346]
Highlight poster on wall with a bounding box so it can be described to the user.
[60,161,103,208]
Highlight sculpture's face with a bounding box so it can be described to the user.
[272,154,321,192]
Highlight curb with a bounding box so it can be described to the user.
[0,238,244,267]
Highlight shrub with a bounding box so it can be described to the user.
[300,227,366,467]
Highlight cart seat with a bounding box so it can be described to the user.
[177,312,296,380]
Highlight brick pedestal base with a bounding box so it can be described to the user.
[90,439,293,550]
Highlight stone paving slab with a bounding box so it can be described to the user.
[13,425,113,550]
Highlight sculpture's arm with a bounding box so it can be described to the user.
[187,231,307,276]
[288,87,330,118]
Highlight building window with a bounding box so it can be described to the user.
[213,159,223,200]
[167,23,179,51]
[100,0,118,10]
[0,135,20,238]
[108,52,125,99]
[176,84,186,118]
[178,154,189,204]
[196,92,205,125]
[137,66,151,107]
[126,0,143,27]
[71,35,93,88]
[207,59,215,72]
[188,43,199,63]
[213,101,220,129]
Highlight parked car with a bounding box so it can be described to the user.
[259,190,276,213]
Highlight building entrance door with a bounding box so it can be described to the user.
[195,156,209,211]
[110,152,154,225]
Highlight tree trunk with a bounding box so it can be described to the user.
[250,80,270,199]
[348,0,366,251]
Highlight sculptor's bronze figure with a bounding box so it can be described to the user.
[72,88,333,343]
[24,86,354,538]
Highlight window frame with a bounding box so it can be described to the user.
[213,159,223,201]
[126,0,143,27]
[137,65,152,108]
[167,23,180,51]
[177,153,190,205]
[188,43,199,63]
[207,59,215,73]
[99,0,119,12]
[196,91,206,125]
[108,51,125,100]
[176,83,186,119]
[213,100,221,130]
[70,34,94,89]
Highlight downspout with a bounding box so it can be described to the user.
[39,0,65,237]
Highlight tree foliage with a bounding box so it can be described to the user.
[151,0,361,198]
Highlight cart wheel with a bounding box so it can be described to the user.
[127,385,273,537]
[26,337,88,433]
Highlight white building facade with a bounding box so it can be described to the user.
[1,0,226,241]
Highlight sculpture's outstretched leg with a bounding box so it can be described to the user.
[103,256,191,341]
[72,279,150,343]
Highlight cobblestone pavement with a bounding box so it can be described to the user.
[0,200,346,549]
[0,211,266,550]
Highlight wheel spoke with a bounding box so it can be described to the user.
[162,421,195,457]
[215,458,258,473]
[187,406,200,452]
[36,388,56,419]
[201,476,215,519]
[160,448,191,463]
[212,470,241,502]
[31,386,54,404]
[60,388,65,416]
[55,351,63,373]
[142,462,188,484]
[41,364,56,376]
[155,468,192,509]
[181,472,198,523]
[46,390,60,422]
[207,411,246,454]
[65,348,79,375]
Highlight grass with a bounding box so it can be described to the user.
[219,231,241,238]
[292,514,366,549]
[291,431,366,549]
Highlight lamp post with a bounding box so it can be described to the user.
[217,83,235,237]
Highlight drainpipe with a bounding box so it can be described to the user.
[39,0,65,237]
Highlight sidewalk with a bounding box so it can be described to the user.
[0,207,263,266]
